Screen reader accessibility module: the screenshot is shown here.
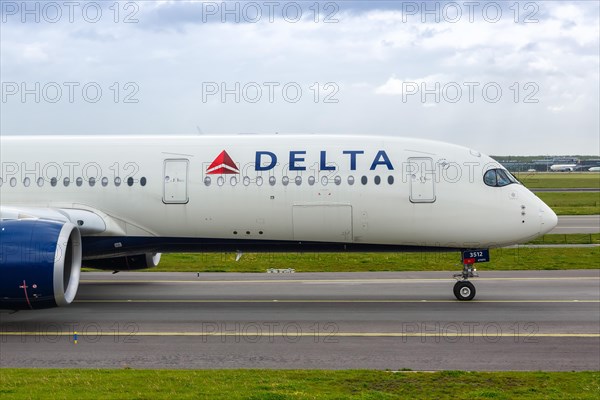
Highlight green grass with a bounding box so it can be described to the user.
[103,247,599,273]
[515,172,600,189]
[535,192,600,215]
[0,369,598,400]
[528,233,599,245]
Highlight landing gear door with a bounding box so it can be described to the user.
[163,159,189,204]
[408,157,436,203]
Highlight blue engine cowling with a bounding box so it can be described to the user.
[0,219,82,310]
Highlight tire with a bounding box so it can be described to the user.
[453,281,476,301]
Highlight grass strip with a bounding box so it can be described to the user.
[516,172,600,189]
[528,233,599,245]
[1,369,598,400]
[535,192,600,215]
[113,247,600,273]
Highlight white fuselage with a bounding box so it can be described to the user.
[550,164,577,171]
[0,135,557,256]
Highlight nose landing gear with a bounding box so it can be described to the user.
[453,262,479,301]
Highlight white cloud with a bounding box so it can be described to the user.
[528,57,559,73]
[22,43,50,62]
[0,1,598,155]
[547,105,565,113]
[374,74,447,96]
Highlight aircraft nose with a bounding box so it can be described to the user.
[539,204,558,235]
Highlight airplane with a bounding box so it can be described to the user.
[589,167,600,172]
[550,164,577,172]
[0,135,558,308]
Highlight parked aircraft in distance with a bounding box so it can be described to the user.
[589,167,600,172]
[550,164,577,172]
[0,135,557,307]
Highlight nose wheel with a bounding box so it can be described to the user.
[453,262,478,301]
[453,281,476,301]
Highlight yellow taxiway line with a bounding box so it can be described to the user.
[74,299,600,303]
[2,332,599,338]
[80,276,600,285]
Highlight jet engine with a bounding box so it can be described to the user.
[0,219,82,310]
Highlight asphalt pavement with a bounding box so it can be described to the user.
[551,215,600,234]
[1,270,598,371]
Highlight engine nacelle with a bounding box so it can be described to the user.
[0,219,82,310]
[83,253,161,271]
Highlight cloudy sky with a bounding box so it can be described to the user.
[1,0,598,155]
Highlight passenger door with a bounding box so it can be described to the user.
[163,159,189,204]
[408,157,436,203]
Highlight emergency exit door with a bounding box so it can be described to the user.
[163,159,189,204]
[408,157,436,203]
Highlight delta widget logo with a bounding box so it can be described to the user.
[206,150,240,174]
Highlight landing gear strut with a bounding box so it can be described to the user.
[453,262,478,301]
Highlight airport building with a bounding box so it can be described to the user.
[494,157,600,172]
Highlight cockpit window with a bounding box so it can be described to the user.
[506,170,521,184]
[496,169,511,186]
[484,169,520,187]
[484,169,497,186]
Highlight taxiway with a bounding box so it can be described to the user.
[1,270,598,370]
